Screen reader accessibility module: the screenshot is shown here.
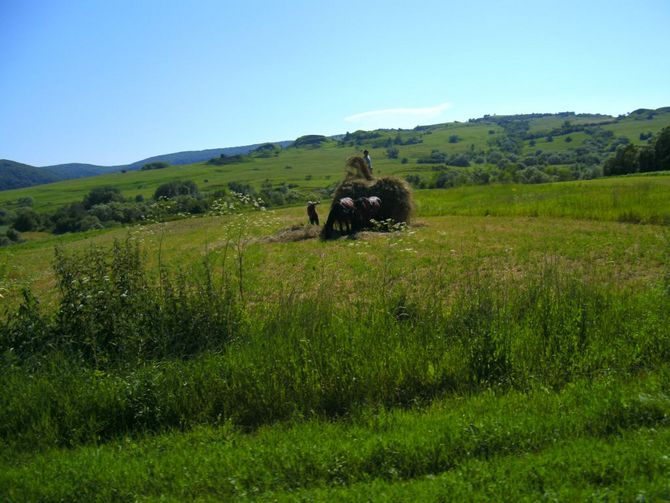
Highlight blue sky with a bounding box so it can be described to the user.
[1,0,669,167]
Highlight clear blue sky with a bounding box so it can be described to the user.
[1,0,669,167]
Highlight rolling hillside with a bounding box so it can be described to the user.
[0,142,293,191]
[1,107,669,216]
[0,159,62,190]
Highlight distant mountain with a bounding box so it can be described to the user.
[0,159,62,191]
[44,163,122,179]
[0,142,294,191]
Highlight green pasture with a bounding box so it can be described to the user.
[522,132,590,153]
[2,370,669,501]
[2,148,670,499]
[525,114,613,133]
[415,174,670,224]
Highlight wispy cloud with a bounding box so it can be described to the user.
[344,102,453,129]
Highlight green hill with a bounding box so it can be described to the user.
[0,159,63,190]
[2,108,669,216]
[0,143,294,192]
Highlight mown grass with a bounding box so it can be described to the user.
[2,369,669,501]
[1,174,668,307]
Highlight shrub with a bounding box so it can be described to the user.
[0,208,16,225]
[6,228,22,242]
[12,208,41,232]
[153,181,199,200]
[0,239,241,368]
[83,186,124,209]
[50,203,88,234]
[141,162,169,171]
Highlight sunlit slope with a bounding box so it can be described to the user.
[1,109,669,213]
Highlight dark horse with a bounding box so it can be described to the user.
[322,197,356,239]
[354,196,381,229]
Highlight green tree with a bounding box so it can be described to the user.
[655,126,670,170]
[153,181,199,200]
[12,208,41,232]
[638,147,656,172]
[603,144,639,176]
[141,162,169,171]
[83,186,124,209]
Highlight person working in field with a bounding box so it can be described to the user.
[307,200,320,225]
[363,150,373,174]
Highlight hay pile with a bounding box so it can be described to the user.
[334,156,414,224]
[321,156,414,239]
[260,224,321,243]
[345,156,374,181]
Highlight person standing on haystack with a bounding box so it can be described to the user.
[363,150,373,175]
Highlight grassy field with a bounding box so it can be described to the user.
[1,171,670,498]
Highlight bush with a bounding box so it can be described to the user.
[6,228,22,242]
[603,144,639,176]
[153,181,199,200]
[0,239,241,368]
[83,186,124,209]
[12,208,41,232]
[141,162,169,171]
[50,203,88,234]
[518,167,551,184]
[655,126,670,170]
[0,208,16,225]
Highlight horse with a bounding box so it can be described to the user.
[354,196,381,229]
[322,197,356,239]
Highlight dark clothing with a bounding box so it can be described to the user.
[307,202,319,225]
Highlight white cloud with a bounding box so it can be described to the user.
[344,102,453,129]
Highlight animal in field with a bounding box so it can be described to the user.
[322,197,356,239]
[354,196,381,228]
[306,200,320,225]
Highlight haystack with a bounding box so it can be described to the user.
[322,156,414,239]
[332,177,414,224]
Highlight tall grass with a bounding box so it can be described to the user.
[414,177,670,224]
[1,239,668,452]
[2,369,669,501]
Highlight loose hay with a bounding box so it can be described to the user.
[261,224,321,243]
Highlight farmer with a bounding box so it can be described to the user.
[307,200,320,225]
[363,150,373,174]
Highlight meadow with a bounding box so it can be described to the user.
[1,170,670,500]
